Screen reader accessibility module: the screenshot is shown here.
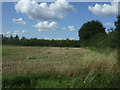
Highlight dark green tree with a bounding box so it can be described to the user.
[78,20,105,41]
[115,16,120,32]
[14,35,19,40]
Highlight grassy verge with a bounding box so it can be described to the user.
[2,70,120,88]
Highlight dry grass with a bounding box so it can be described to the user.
[2,46,118,76]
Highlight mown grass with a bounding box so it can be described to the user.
[2,46,119,88]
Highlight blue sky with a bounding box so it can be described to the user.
[2,0,117,40]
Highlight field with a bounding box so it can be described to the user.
[2,45,120,88]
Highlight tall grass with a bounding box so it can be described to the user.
[2,71,120,88]
[2,46,119,88]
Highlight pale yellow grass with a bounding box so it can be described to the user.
[2,46,118,76]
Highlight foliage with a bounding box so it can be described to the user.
[78,20,105,41]
[3,75,31,88]
[2,35,80,47]
[115,16,120,32]
[2,71,120,88]
[80,31,119,49]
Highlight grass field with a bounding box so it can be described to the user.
[2,45,120,88]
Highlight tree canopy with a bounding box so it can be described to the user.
[78,20,105,41]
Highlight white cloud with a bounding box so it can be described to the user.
[104,22,114,26]
[13,30,28,35]
[21,30,28,33]
[3,30,28,35]
[44,37,50,40]
[55,38,65,40]
[13,30,19,35]
[68,25,75,31]
[6,31,11,34]
[33,21,58,31]
[15,0,75,20]
[12,18,26,25]
[88,0,119,17]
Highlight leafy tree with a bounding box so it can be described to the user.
[14,35,19,40]
[78,20,105,41]
[115,16,120,32]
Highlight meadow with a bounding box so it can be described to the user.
[2,45,120,88]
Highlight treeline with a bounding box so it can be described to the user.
[1,31,119,48]
[1,16,120,48]
[1,35,80,47]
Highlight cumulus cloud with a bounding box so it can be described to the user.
[88,0,119,17]
[12,18,26,25]
[15,0,75,20]
[68,25,75,31]
[33,21,58,31]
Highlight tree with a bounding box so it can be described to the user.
[10,35,13,39]
[14,35,19,40]
[115,16,120,32]
[78,20,105,41]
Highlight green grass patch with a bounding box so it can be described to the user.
[2,70,120,88]
[2,49,17,56]
[87,47,116,56]
[2,49,25,56]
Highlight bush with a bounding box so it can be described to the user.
[80,31,119,49]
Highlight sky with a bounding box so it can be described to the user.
[2,0,118,40]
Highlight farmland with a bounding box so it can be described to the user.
[2,45,120,88]
[1,0,120,88]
